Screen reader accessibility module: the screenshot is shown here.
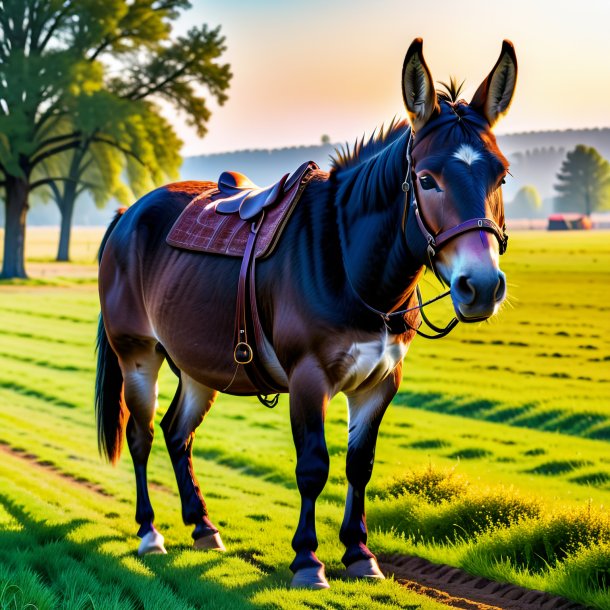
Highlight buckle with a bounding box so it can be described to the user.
[234,342,253,364]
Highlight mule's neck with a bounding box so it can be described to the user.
[335,129,423,314]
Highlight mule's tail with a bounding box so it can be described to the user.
[95,209,127,464]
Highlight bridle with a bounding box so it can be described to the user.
[345,124,509,340]
[403,129,508,278]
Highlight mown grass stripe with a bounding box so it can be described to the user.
[0,306,94,324]
[0,351,92,373]
[0,379,79,409]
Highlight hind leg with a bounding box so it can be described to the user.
[118,341,165,554]
[160,372,224,550]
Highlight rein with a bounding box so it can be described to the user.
[343,264,455,339]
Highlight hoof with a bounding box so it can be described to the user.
[138,528,167,556]
[194,532,226,551]
[291,565,330,590]
[346,558,385,579]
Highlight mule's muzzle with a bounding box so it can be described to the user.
[450,269,506,322]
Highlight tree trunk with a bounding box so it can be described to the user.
[55,146,86,262]
[56,192,76,262]
[585,190,592,217]
[1,176,30,279]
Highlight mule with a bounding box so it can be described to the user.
[96,38,517,589]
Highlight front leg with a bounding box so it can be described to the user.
[341,365,402,578]
[288,356,331,589]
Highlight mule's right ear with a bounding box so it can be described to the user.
[402,38,438,132]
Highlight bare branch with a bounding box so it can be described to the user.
[29,140,84,170]
[91,136,144,165]
[36,131,83,151]
[35,1,74,53]
[31,176,79,191]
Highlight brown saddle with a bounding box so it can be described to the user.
[166,160,319,401]
[167,161,317,259]
[215,171,287,219]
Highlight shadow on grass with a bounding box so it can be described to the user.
[394,390,610,440]
[0,494,273,610]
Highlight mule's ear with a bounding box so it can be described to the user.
[470,40,518,128]
[402,38,438,132]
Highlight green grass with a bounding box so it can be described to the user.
[0,229,609,608]
[402,230,610,439]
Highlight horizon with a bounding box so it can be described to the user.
[182,125,610,158]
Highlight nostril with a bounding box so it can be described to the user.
[454,275,476,305]
[494,272,507,303]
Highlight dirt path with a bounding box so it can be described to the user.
[379,554,587,610]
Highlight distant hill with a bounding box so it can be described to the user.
[181,143,337,185]
[14,127,610,226]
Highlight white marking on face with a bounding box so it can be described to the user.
[453,144,482,166]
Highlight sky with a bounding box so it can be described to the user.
[172,0,610,155]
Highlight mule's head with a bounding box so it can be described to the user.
[402,39,517,322]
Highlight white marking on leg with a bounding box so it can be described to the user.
[175,375,216,439]
[347,386,386,447]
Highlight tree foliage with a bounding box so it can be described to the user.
[555,145,610,216]
[507,185,542,218]
[0,0,231,276]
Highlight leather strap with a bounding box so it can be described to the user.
[248,251,286,394]
[232,213,283,395]
[233,217,260,365]
[414,205,507,257]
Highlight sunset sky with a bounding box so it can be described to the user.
[174,0,610,155]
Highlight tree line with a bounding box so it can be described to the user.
[0,0,231,278]
[509,145,610,218]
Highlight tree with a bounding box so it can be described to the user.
[507,185,542,218]
[42,103,182,261]
[555,145,610,217]
[0,0,231,278]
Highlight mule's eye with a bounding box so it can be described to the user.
[419,175,439,191]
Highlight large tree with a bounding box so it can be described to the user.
[555,145,610,217]
[0,0,230,278]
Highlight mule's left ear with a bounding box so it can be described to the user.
[402,38,439,132]
[470,40,518,128]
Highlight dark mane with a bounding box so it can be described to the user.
[330,117,408,173]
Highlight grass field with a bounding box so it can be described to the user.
[0,228,609,609]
